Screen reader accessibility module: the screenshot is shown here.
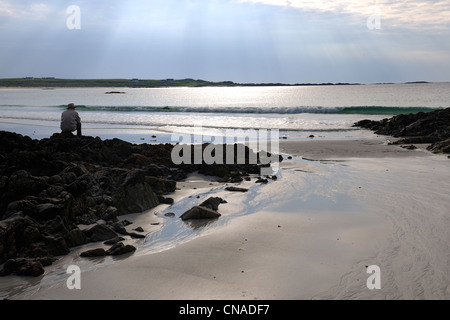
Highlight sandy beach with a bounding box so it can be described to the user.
[3,136,449,300]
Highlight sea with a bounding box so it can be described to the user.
[1,82,448,143]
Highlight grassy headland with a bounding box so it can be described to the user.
[0,78,360,88]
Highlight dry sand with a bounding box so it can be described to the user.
[4,138,450,300]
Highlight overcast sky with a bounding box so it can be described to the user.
[1,0,449,83]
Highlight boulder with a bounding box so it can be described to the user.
[112,169,159,214]
[428,138,450,154]
[106,242,136,256]
[199,197,227,211]
[83,224,117,242]
[80,248,107,257]
[127,232,146,239]
[180,206,221,221]
[68,228,87,247]
[43,235,70,256]
[0,258,45,277]
[145,176,176,194]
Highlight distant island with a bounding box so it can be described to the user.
[0,78,362,88]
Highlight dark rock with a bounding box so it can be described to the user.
[199,197,227,211]
[127,232,146,239]
[112,169,159,214]
[180,206,221,221]
[255,178,269,184]
[101,206,118,222]
[76,212,98,225]
[133,226,144,232]
[225,186,248,192]
[111,221,128,235]
[164,212,175,218]
[158,196,174,204]
[83,224,117,242]
[0,258,45,277]
[427,138,450,154]
[230,176,243,183]
[104,236,125,245]
[44,235,70,256]
[68,228,87,247]
[121,219,133,226]
[354,108,450,154]
[80,248,107,257]
[106,242,136,256]
[402,145,417,150]
[17,259,45,276]
[145,176,176,194]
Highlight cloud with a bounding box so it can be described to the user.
[0,0,55,20]
[236,0,450,31]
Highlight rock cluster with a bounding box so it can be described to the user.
[0,131,274,276]
[353,108,450,153]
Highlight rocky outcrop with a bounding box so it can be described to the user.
[1,131,273,276]
[354,108,450,154]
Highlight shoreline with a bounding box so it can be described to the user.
[1,131,449,300]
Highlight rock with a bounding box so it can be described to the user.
[106,242,136,256]
[225,186,248,192]
[112,169,159,214]
[127,232,146,239]
[104,236,125,245]
[68,228,87,247]
[133,226,144,232]
[83,224,117,242]
[101,206,118,222]
[255,178,269,184]
[121,219,133,226]
[180,206,221,221]
[427,138,450,154]
[145,176,176,194]
[164,212,175,218]
[158,196,174,205]
[44,235,70,256]
[230,176,243,183]
[199,197,227,211]
[0,258,45,277]
[80,248,107,257]
[111,221,129,235]
[354,108,450,153]
[80,242,135,257]
[16,259,45,277]
[76,213,98,226]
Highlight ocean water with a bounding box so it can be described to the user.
[0,83,448,142]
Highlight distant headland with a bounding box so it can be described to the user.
[0,78,432,88]
[0,77,363,88]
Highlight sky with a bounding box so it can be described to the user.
[0,0,449,83]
